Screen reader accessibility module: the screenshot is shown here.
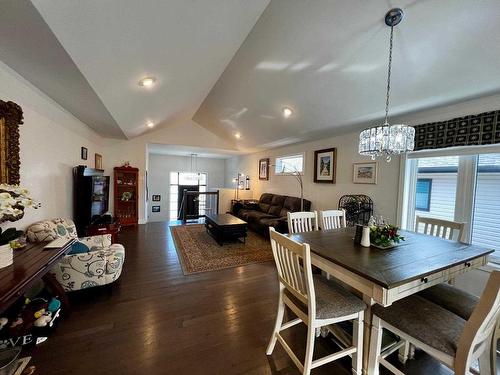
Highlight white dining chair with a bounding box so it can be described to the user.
[266,227,366,375]
[319,209,347,230]
[287,211,318,234]
[368,271,500,375]
[415,216,465,242]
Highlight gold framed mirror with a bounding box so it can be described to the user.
[0,100,23,185]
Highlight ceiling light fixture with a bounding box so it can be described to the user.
[358,8,415,162]
[138,77,156,88]
[282,107,293,118]
[234,132,241,139]
[146,121,155,128]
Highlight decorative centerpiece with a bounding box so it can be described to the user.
[0,184,40,268]
[370,224,405,249]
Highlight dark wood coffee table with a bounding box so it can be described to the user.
[205,214,248,246]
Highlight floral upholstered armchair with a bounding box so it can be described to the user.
[26,218,125,292]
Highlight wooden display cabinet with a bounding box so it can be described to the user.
[114,166,139,226]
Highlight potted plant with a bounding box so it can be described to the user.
[0,184,40,268]
[370,224,405,249]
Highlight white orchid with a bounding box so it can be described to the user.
[0,184,40,223]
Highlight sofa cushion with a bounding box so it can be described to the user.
[245,211,276,223]
[259,193,275,213]
[280,196,303,217]
[267,195,286,216]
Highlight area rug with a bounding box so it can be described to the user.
[170,224,273,275]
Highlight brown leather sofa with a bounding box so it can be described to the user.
[233,193,312,236]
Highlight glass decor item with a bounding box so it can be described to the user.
[358,8,415,162]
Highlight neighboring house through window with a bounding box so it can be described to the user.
[275,153,304,175]
[415,178,432,211]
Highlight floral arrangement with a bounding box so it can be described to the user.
[0,184,40,223]
[370,224,405,248]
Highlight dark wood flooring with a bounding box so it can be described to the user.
[31,222,457,374]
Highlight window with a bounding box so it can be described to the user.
[471,154,500,262]
[169,172,207,221]
[275,153,304,175]
[415,179,432,211]
[402,150,500,263]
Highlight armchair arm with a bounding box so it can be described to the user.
[78,234,112,248]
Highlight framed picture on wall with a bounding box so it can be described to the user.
[314,148,336,183]
[152,206,160,213]
[152,195,161,201]
[259,158,269,180]
[81,147,88,160]
[353,162,378,184]
[95,153,103,169]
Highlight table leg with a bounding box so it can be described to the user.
[362,295,374,375]
[42,272,71,317]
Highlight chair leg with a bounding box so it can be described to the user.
[368,316,383,375]
[303,321,316,375]
[398,341,410,364]
[266,289,285,355]
[479,334,494,375]
[352,312,364,375]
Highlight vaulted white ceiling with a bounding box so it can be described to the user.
[2,0,500,148]
[194,0,500,150]
[29,0,270,138]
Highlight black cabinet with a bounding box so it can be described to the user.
[73,166,110,236]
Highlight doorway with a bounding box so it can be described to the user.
[169,172,207,221]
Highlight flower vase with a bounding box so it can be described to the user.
[0,243,13,268]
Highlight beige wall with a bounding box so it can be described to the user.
[0,62,105,229]
[225,131,401,223]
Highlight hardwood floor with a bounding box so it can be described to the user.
[32,222,457,374]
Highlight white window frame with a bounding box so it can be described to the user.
[274,152,305,176]
[398,144,500,265]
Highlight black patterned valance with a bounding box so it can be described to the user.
[413,110,500,151]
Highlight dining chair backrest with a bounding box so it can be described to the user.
[319,209,346,230]
[415,216,465,242]
[287,211,318,234]
[269,228,315,308]
[456,271,500,373]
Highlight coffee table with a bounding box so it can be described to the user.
[205,214,248,246]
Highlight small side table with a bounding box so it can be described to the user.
[86,223,121,243]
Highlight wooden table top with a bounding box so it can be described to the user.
[205,213,247,227]
[0,240,74,313]
[291,228,494,289]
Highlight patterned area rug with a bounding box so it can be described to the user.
[170,224,273,275]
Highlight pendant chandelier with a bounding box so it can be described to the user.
[358,8,415,162]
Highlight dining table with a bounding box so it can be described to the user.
[290,227,494,375]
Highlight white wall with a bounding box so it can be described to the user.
[225,131,401,223]
[0,61,105,230]
[147,154,226,222]
[104,120,237,224]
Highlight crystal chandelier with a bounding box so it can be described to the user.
[359,8,415,162]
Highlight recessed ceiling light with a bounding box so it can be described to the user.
[146,121,155,128]
[138,77,156,87]
[234,132,241,139]
[282,107,293,118]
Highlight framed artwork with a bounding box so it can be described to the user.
[152,206,160,213]
[314,148,336,183]
[152,194,161,201]
[259,158,269,180]
[81,147,88,160]
[353,162,378,184]
[95,153,103,169]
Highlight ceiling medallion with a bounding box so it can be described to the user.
[358,8,415,162]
